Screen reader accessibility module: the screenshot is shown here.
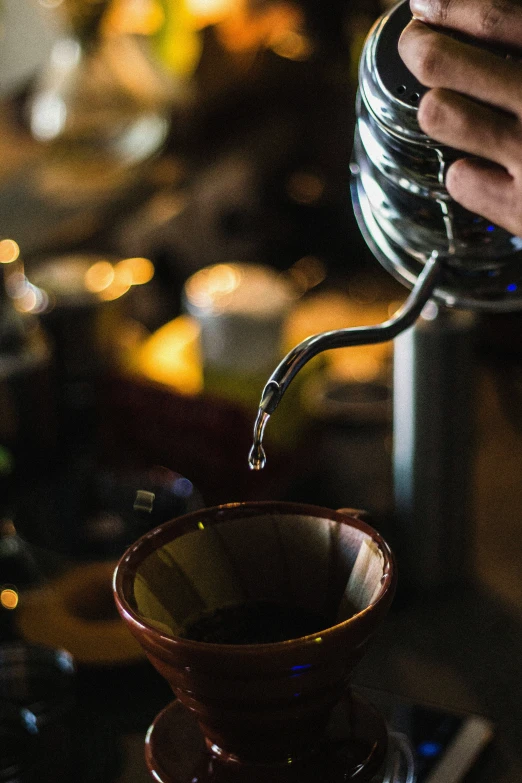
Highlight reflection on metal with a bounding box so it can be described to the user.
[393,305,476,590]
[248,410,269,471]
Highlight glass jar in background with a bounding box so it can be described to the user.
[182,262,305,451]
[0,0,201,255]
[26,0,188,168]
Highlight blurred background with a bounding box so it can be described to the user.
[0,0,403,542]
[1,1,522,781]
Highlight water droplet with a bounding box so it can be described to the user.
[248,443,266,471]
[248,409,270,470]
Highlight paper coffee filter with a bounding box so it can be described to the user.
[133,514,386,638]
[338,539,385,621]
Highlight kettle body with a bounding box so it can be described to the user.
[351,0,522,311]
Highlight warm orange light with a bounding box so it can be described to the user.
[387,299,405,318]
[284,292,391,382]
[4,271,27,299]
[0,239,20,264]
[14,287,38,313]
[137,315,203,395]
[98,262,133,301]
[288,256,326,293]
[1,588,19,610]
[118,257,155,286]
[286,171,324,205]
[187,0,236,16]
[186,0,238,27]
[216,2,304,55]
[185,264,242,311]
[208,264,241,295]
[271,29,311,61]
[10,277,50,315]
[347,355,382,383]
[106,0,165,36]
[84,261,115,294]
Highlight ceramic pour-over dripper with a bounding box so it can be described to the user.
[114,501,396,783]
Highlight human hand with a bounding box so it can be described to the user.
[398,0,522,237]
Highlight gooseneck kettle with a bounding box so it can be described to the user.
[250,0,522,590]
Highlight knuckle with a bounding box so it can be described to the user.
[436,0,456,23]
[398,20,422,59]
[480,0,508,34]
[445,159,467,194]
[417,89,447,133]
[399,23,446,86]
[414,35,447,86]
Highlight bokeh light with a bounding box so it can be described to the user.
[1,588,19,611]
[185,264,242,311]
[0,239,20,264]
[137,315,203,395]
[84,261,115,294]
[118,256,155,286]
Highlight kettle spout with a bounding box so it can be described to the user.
[249,252,441,470]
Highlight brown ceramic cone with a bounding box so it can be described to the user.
[114,501,396,773]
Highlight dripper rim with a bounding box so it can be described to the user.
[113,500,396,653]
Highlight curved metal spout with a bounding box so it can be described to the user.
[249,252,442,470]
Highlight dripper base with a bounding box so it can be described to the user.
[145,691,389,783]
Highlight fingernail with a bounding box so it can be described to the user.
[410,0,431,21]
